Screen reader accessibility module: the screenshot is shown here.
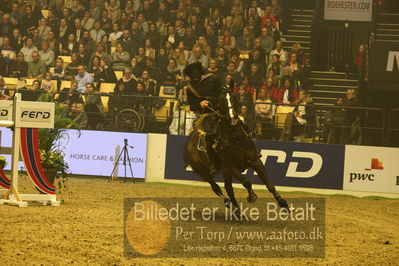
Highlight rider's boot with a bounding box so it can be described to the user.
[206,137,218,176]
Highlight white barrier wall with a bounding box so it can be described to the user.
[145,134,167,182]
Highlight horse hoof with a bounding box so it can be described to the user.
[247,192,257,203]
[224,198,231,208]
[277,198,289,209]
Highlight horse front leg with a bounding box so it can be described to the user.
[229,168,257,203]
[251,158,289,210]
[223,174,239,208]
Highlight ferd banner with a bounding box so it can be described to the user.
[165,135,345,190]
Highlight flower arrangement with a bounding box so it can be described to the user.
[39,150,69,176]
[0,156,8,169]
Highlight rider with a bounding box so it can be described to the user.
[184,62,223,176]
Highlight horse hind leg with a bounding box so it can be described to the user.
[250,158,289,210]
[190,163,231,205]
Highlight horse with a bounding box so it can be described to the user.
[184,111,289,210]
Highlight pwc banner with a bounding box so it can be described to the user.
[165,135,345,190]
[370,42,399,83]
[344,145,399,193]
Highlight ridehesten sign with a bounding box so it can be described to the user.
[164,136,345,190]
[324,0,373,22]
[343,145,399,193]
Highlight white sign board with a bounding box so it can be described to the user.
[343,145,399,194]
[324,0,373,22]
[62,130,147,178]
[0,100,13,121]
[15,101,55,129]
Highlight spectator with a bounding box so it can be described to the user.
[140,70,158,96]
[244,49,267,77]
[171,48,187,72]
[119,67,137,94]
[57,80,83,107]
[146,24,161,50]
[89,0,102,21]
[58,18,70,42]
[70,0,85,21]
[1,36,16,63]
[96,59,118,83]
[215,47,229,70]
[188,45,208,68]
[90,21,106,43]
[108,82,133,111]
[100,10,113,34]
[279,90,315,141]
[280,66,297,88]
[39,41,55,67]
[255,88,274,138]
[120,29,140,56]
[22,5,38,35]
[238,104,255,131]
[275,78,299,104]
[28,51,47,79]
[288,52,302,84]
[82,11,95,31]
[52,57,65,80]
[259,27,275,56]
[267,54,283,80]
[40,72,56,96]
[9,53,28,78]
[79,30,96,56]
[269,40,288,65]
[100,34,112,54]
[236,27,254,52]
[84,83,104,130]
[109,23,123,44]
[248,64,264,91]
[38,18,52,40]
[222,28,236,51]
[206,58,225,80]
[77,43,91,66]
[130,57,143,78]
[75,65,94,93]
[20,37,38,63]
[154,47,169,70]
[0,76,11,100]
[10,28,24,53]
[260,77,278,102]
[111,43,130,71]
[32,28,43,49]
[21,80,44,101]
[233,85,255,116]
[70,18,84,43]
[69,102,88,129]
[65,52,80,79]
[91,43,112,65]
[132,81,154,129]
[62,33,79,56]
[107,0,121,24]
[290,42,308,68]
[159,58,181,86]
[46,31,60,59]
[143,39,156,59]
[88,56,102,77]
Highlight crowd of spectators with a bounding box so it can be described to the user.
[0,0,316,138]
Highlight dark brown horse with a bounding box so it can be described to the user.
[185,112,289,210]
